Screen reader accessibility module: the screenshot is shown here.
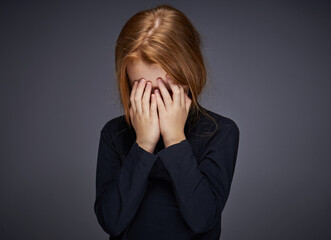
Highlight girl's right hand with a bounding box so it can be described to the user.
[129,78,160,153]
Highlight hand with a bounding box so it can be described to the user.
[129,78,160,153]
[154,74,192,148]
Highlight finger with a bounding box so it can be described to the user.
[155,89,166,115]
[130,80,138,112]
[157,77,172,108]
[150,93,157,117]
[179,85,185,107]
[142,81,152,114]
[166,74,180,106]
[134,78,146,114]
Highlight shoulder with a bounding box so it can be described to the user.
[188,107,239,159]
[100,114,129,139]
[204,108,239,130]
[199,107,240,138]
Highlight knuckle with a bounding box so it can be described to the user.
[173,88,180,94]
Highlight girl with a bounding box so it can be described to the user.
[94,4,240,240]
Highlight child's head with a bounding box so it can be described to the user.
[115,4,208,127]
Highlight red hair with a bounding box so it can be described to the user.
[115,4,217,134]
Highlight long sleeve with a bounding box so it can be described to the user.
[94,123,158,237]
[157,121,240,234]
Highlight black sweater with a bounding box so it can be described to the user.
[94,107,240,240]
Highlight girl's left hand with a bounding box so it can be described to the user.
[154,74,192,148]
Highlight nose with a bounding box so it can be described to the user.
[144,79,172,95]
[150,80,170,93]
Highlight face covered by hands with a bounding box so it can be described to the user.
[127,58,191,148]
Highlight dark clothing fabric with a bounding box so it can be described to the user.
[94,107,240,240]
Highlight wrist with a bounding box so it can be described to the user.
[163,134,186,148]
[136,140,155,154]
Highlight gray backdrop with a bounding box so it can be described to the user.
[1,0,330,239]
